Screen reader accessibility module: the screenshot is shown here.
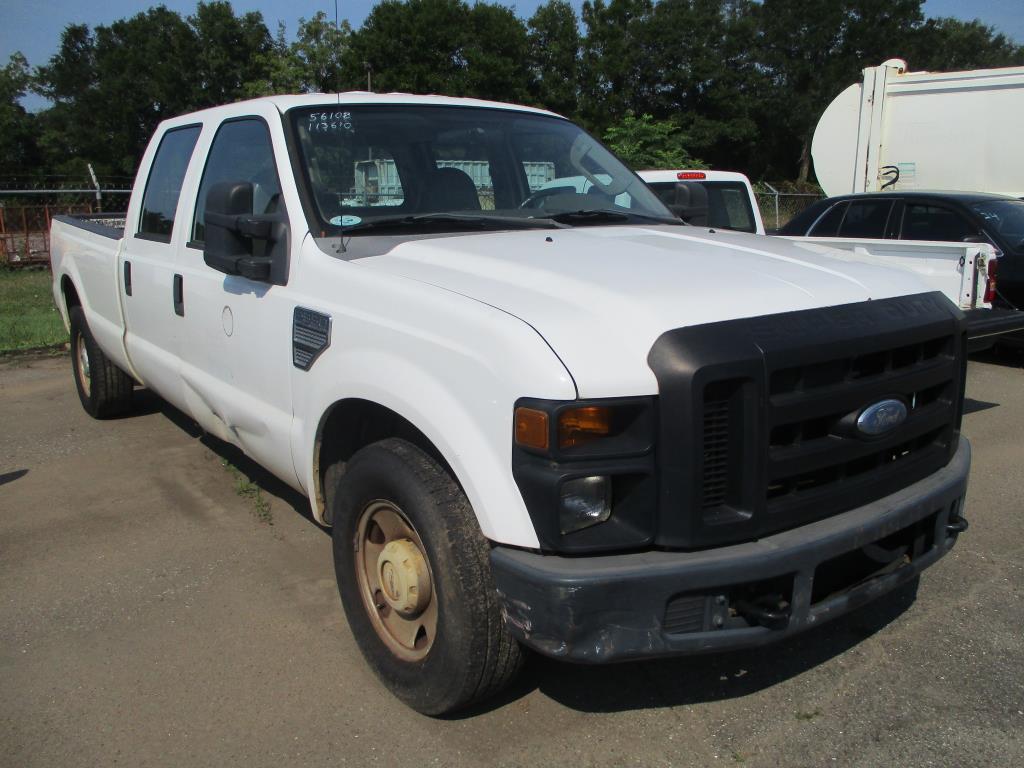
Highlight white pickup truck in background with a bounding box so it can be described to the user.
[638,168,1019,344]
[637,169,766,234]
[52,93,973,715]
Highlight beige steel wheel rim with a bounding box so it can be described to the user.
[354,500,438,661]
[75,334,91,398]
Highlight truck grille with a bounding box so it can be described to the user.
[761,334,958,525]
[648,292,966,549]
[701,386,732,509]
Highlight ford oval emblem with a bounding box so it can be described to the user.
[856,399,908,436]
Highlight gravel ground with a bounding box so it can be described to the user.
[1,351,1022,768]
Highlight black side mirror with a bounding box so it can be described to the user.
[203,181,289,284]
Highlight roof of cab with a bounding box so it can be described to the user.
[637,169,753,184]
[162,92,564,126]
[818,190,1019,204]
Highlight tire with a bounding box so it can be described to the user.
[329,438,523,715]
[69,306,134,419]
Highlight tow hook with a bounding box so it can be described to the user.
[734,596,791,630]
[946,515,969,535]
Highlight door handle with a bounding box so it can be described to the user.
[123,261,132,296]
[173,274,184,317]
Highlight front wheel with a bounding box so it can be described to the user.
[329,438,523,715]
[69,306,134,418]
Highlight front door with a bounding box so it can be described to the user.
[177,114,299,486]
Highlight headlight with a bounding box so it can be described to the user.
[511,397,657,553]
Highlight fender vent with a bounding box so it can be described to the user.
[293,307,331,370]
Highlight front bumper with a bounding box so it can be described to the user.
[491,436,971,663]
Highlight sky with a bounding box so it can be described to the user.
[3,0,1022,112]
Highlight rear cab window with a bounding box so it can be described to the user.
[647,181,757,233]
[137,125,202,242]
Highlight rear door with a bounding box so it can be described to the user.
[119,124,202,408]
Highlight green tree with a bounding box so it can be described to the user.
[0,53,38,174]
[346,0,531,100]
[241,22,306,96]
[35,8,200,176]
[758,0,924,182]
[189,1,273,106]
[906,17,1024,71]
[578,0,657,131]
[603,113,706,169]
[644,0,764,171]
[346,0,472,94]
[526,0,581,115]
[464,3,531,103]
[290,12,353,93]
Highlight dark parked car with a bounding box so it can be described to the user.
[776,191,1024,309]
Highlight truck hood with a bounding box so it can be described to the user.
[357,225,934,397]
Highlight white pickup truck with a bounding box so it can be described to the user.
[52,93,972,715]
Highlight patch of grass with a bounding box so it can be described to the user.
[0,269,66,354]
[221,458,273,525]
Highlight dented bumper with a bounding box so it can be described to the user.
[491,437,970,663]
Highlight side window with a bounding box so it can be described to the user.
[901,203,974,242]
[838,200,893,238]
[138,126,201,241]
[192,119,281,243]
[809,202,848,236]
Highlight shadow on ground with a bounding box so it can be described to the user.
[452,577,920,716]
[970,342,1024,369]
[134,386,922,718]
[133,388,324,532]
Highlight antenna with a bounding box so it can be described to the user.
[334,0,339,29]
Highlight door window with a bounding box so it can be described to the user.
[837,199,893,238]
[901,203,975,242]
[137,125,201,242]
[808,202,848,236]
[192,119,282,243]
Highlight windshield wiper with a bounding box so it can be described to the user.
[548,209,683,226]
[341,213,565,233]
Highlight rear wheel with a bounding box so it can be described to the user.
[329,438,523,715]
[69,306,134,418]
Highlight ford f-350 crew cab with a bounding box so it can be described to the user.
[51,94,972,715]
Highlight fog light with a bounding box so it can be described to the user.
[560,476,612,534]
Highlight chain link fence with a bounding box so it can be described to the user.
[755,187,825,231]
[0,182,131,268]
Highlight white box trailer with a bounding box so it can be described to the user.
[812,59,1024,198]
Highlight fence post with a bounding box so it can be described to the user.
[88,163,102,211]
[764,182,780,230]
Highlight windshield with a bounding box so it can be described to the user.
[972,200,1024,251]
[289,105,674,233]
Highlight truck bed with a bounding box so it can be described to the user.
[49,213,132,376]
[52,213,127,239]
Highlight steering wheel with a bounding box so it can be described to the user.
[519,186,570,210]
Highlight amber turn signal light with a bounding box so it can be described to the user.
[558,406,612,449]
[514,407,549,451]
